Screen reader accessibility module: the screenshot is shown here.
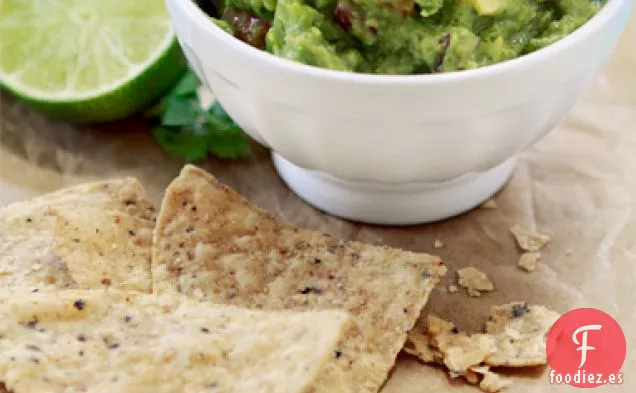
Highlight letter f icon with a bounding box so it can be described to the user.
[572,324,603,369]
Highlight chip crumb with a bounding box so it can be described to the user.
[433,239,445,249]
[469,366,490,374]
[31,264,43,272]
[457,267,494,297]
[480,371,512,392]
[510,225,550,252]
[480,199,497,209]
[471,366,512,393]
[448,284,458,294]
[464,368,480,384]
[518,252,541,272]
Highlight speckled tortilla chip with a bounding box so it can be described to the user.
[152,165,447,393]
[406,303,561,381]
[484,302,560,367]
[0,178,156,221]
[0,290,351,393]
[0,179,156,293]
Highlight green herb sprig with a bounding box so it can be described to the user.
[147,70,249,161]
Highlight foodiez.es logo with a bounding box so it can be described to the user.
[546,308,626,388]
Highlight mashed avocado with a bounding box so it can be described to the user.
[207,0,605,74]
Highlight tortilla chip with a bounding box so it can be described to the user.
[484,302,560,367]
[0,178,156,221]
[152,165,447,393]
[0,290,351,393]
[0,179,155,293]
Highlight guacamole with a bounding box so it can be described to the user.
[204,0,605,74]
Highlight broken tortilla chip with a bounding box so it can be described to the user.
[484,302,561,367]
[0,290,351,393]
[405,303,560,391]
[426,315,497,376]
[152,165,446,393]
[0,179,156,293]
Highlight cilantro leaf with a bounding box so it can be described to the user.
[204,111,250,159]
[147,69,249,161]
[153,126,210,162]
[172,71,201,96]
[206,127,250,158]
[208,100,235,124]
[160,96,201,127]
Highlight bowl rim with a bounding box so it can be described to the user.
[177,0,630,86]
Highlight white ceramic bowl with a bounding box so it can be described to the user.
[165,0,633,225]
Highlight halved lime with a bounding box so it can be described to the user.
[0,0,186,123]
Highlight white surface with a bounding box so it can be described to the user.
[165,0,633,223]
[273,153,517,225]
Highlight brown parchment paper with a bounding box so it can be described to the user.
[2,10,636,393]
